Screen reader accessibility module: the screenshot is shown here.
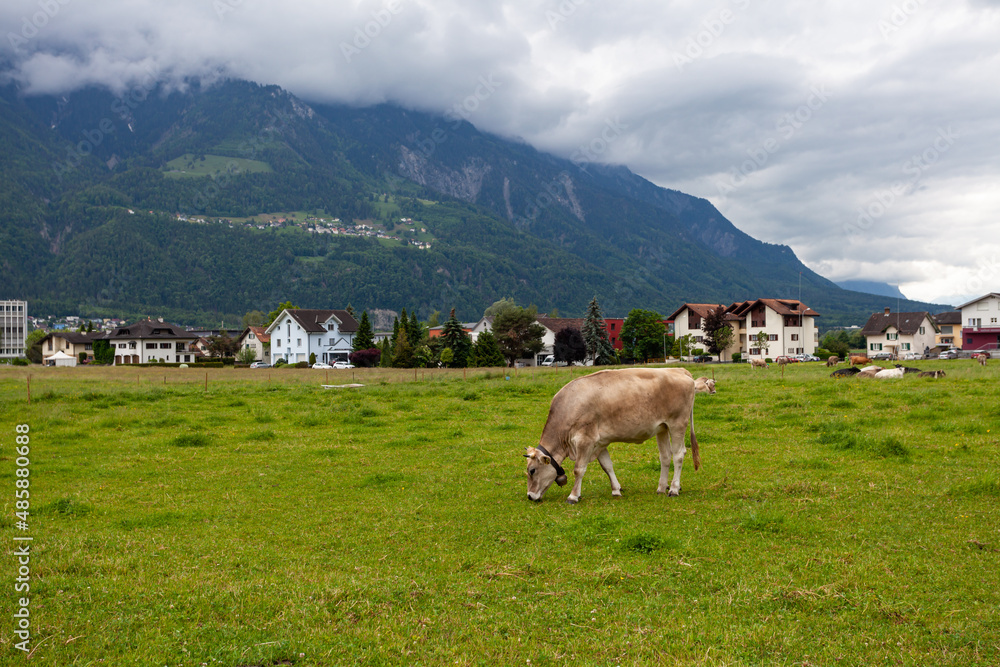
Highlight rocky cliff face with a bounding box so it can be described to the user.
[398,146,491,202]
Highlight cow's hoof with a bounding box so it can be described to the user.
[668,489,679,497]
[566,497,579,505]
[612,489,623,498]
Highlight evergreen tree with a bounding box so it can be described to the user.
[352,311,375,352]
[472,330,505,367]
[266,301,298,326]
[345,303,355,317]
[554,327,587,364]
[582,296,617,365]
[441,308,472,367]
[408,310,423,347]
[379,338,393,368]
[701,306,735,361]
[392,327,414,368]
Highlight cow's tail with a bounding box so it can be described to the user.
[689,402,700,471]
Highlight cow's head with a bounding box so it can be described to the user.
[524,446,567,501]
[694,377,716,394]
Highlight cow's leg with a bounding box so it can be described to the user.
[567,459,589,504]
[596,449,623,497]
[656,425,686,496]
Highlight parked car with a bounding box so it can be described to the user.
[311,362,332,369]
[794,354,820,362]
[693,354,713,363]
[871,351,893,360]
[901,352,921,360]
[332,361,355,369]
[249,361,270,368]
[938,349,959,360]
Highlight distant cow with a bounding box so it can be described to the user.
[918,370,946,378]
[524,368,699,504]
[976,354,989,366]
[850,355,872,366]
[750,358,768,369]
[694,377,716,394]
[826,356,840,367]
[858,367,881,378]
[875,368,904,379]
[894,365,922,374]
[831,367,860,378]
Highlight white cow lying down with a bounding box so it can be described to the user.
[524,367,699,504]
[875,368,904,379]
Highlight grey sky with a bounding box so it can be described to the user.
[3,0,998,304]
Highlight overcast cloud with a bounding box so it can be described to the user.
[3,0,998,305]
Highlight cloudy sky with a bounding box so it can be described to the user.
[3,0,999,305]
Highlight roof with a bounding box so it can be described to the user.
[48,350,76,360]
[933,311,962,325]
[42,330,104,344]
[269,309,359,334]
[860,311,938,336]
[728,299,820,318]
[240,326,271,344]
[104,319,198,341]
[536,317,586,332]
[956,293,1000,310]
[666,303,727,321]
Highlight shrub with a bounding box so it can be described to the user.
[765,358,773,364]
[732,352,742,363]
[12,357,29,366]
[309,353,316,366]
[294,361,309,369]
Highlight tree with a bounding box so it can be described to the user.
[309,352,316,366]
[349,348,381,367]
[242,310,266,328]
[821,331,850,359]
[673,333,696,358]
[554,327,587,364]
[426,310,441,328]
[92,339,115,365]
[582,296,617,365]
[472,330,505,367]
[345,303,355,317]
[620,309,666,362]
[484,297,518,319]
[407,310,424,347]
[352,311,376,352]
[440,308,472,367]
[266,301,298,326]
[701,307,735,361]
[493,306,545,365]
[753,330,771,357]
[391,327,415,368]
[25,329,47,364]
[439,347,454,366]
[237,346,258,364]
[207,334,239,357]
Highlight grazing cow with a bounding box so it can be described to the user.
[875,368,904,379]
[918,370,946,378]
[750,358,768,369]
[524,368,699,504]
[894,365,922,374]
[694,377,716,394]
[831,367,860,378]
[776,356,790,366]
[826,356,840,367]
[976,354,989,366]
[850,355,872,366]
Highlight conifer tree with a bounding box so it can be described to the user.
[473,329,506,367]
[392,327,414,368]
[582,296,617,365]
[352,311,375,352]
[441,308,472,367]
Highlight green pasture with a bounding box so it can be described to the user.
[163,153,273,178]
[1,361,998,665]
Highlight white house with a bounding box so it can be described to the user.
[266,309,359,364]
[668,303,731,357]
[861,309,938,359]
[669,299,819,360]
[104,318,199,365]
[957,292,1000,352]
[237,326,271,363]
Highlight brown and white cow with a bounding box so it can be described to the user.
[750,358,768,369]
[826,356,840,367]
[524,368,699,504]
[694,377,716,394]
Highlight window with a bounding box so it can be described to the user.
[941,325,952,334]
[160,342,171,349]
[901,343,911,350]
[919,326,925,334]
[297,338,302,346]
[769,334,778,341]
[276,339,281,347]
[47,340,52,351]
[870,343,882,351]
[119,343,127,349]
[791,334,799,341]
[146,343,156,349]
[886,333,898,340]
[978,301,989,310]
[750,348,761,355]
[329,338,335,346]
[969,318,981,327]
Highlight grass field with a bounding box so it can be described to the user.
[1,361,999,665]
[163,154,273,178]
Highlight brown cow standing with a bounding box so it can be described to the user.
[524,368,699,504]
[850,355,872,366]
[826,355,840,367]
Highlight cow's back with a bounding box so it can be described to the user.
[541,368,694,446]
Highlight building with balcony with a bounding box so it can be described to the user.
[1,300,27,359]
[958,292,1000,352]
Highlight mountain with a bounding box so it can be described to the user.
[0,79,949,327]
[835,281,907,301]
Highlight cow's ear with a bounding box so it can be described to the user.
[539,455,551,465]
